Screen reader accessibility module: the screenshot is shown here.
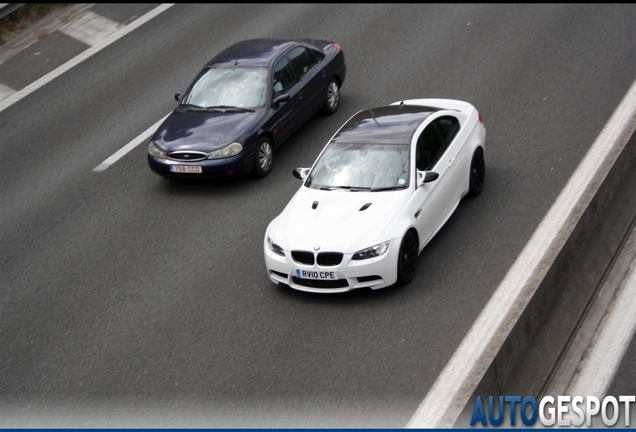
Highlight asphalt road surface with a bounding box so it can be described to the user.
[1,4,634,427]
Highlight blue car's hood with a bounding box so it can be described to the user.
[153,109,262,152]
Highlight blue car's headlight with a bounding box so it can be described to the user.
[208,142,243,159]
[148,140,167,158]
[267,236,285,256]
[352,241,390,260]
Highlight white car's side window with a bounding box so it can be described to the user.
[416,116,460,170]
[416,125,444,171]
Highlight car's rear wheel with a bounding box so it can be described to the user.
[323,78,340,114]
[468,147,485,197]
[397,230,418,285]
[253,137,273,178]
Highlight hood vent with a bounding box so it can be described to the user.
[312,201,319,210]
[359,202,372,211]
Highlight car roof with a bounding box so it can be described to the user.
[332,105,438,145]
[205,39,298,68]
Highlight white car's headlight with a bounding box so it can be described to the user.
[267,236,285,256]
[352,241,390,260]
[208,142,243,159]
[148,140,167,158]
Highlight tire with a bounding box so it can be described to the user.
[468,147,485,197]
[323,78,340,114]
[397,230,418,285]
[253,137,273,178]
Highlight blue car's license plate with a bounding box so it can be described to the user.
[170,165,202,173]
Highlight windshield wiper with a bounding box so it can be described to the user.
[180,103,206,111]
[205,105,254,112]
[370,186,407,192]
[320,186,371,191]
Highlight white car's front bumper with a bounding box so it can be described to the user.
[263,237,400,293]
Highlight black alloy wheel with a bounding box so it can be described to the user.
[468,147,485,197]
[397,230,418,284]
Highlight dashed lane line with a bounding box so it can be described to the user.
[93,114,169,172]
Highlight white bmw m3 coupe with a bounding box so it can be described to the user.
[264,99,486,293]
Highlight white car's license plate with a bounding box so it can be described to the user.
[170,165,202,174]
[295,269,338,280]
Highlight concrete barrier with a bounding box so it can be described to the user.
[409,80,636,428]
[456,128,636,426]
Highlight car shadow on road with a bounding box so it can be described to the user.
[153,173,264,196]
[273,280,410,306]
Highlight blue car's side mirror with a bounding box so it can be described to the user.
[273,94,290,107]
[174,93,183,102]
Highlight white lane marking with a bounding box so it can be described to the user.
[0,82,16,102]
[0,4,174,113]
[59,10,121,47]
[93,114,169,172]
[569,247,636,398]
[407,79,636,428]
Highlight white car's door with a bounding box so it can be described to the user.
[434,115,467,205]
[412,116,463,249]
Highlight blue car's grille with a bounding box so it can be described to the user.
[168,151,207,162]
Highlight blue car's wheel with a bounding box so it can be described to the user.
[323,78,340,114]
[253,137,273,178]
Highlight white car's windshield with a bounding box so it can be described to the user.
[307,143,410,191]
[182,67,268,109]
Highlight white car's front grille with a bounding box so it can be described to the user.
[291,251,344,266]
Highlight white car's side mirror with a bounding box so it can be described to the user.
[292,167,310,180]
[417,170,439,186]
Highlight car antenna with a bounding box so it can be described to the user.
[369,108,381,127]
[234,59,238,65]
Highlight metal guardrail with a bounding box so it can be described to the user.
[0,3,25,20]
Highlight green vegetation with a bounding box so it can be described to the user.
[1,4,69,45]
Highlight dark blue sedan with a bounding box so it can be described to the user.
[148,38,346,179]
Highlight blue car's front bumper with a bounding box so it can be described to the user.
[148,152,253,179]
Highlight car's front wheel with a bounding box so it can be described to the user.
[468,147,485,196]
[253,137,273,178]
[397,230,418,285]
[323,78,340,114]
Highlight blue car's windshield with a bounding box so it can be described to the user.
[182,67,268,109]
[307,143,411,191]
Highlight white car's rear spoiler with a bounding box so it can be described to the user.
[391,98,474,113]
